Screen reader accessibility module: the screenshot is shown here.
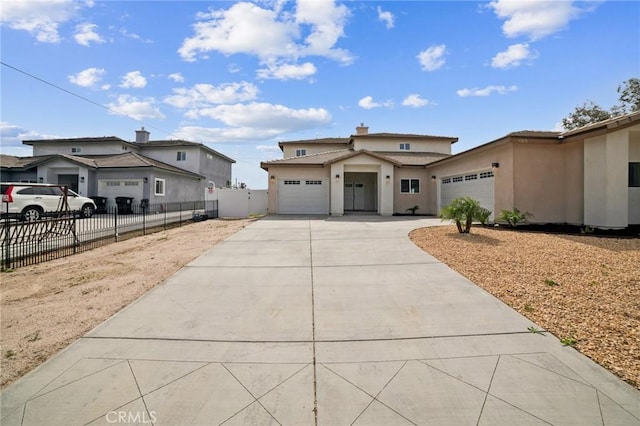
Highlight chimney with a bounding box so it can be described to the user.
[135,127,150,143]
[356,123,369,135]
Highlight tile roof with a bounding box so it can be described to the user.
[136,140,236,163]
[88,152,205,178]
[352,133,459,142]
[260,149,449,169]
[23,136,131,145]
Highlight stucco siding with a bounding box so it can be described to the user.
[32,142,133,156]
[629,130,640,224]
[282,144,346,158]
[353,138,451,154]
[563,141,584,225]
[393,168,430,215]
[513,142,566,224]
[584,130,630,228]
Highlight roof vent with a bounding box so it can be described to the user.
[135,127,150,143]
[356,123,369,135]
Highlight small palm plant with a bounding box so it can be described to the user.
[406,205,419,215]
[497,207,532,228]
[439,197,483,233]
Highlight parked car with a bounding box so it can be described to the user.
[1,183,96,221]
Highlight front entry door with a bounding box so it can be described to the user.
[344,182,365,211]
[58,174,79,193]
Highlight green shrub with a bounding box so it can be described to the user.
[476,207,492,225]
[497,207,532,228]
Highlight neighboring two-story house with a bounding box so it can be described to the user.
[1,128,235,209]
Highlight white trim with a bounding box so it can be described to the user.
[154,178,166,196]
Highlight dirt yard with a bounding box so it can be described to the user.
[0,218,254,388]
[410,225,640,390]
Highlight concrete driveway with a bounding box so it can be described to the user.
[2,216,639,425]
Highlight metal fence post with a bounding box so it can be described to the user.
[114,205,119,242]
[3,213,11,270]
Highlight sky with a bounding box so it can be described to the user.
[1,0,639,189]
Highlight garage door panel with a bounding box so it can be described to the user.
[278,179,328,214]
[98,179,144,209]
[440,171,494,219]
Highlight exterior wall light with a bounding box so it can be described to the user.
[492,162,500,168]
[143,177,148,183]
[386,175,390,181]
[38,177,44,183]
[431,175,436,180]
[80,176,85,183]
[335,174,340,179]
[270,175,275,180]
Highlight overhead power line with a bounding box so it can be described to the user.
[1,60,172,138]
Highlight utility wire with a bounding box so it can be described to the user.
[1,60,172,137]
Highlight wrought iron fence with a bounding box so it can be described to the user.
[1,199,218,270]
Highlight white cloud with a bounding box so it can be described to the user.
[178,1,352,70]
[68,67,105,88]
[358,96,393,110]
[377,6,394,29]
[119,28,152,43]
[168,73,184,83]
[0,122,59,150]
[119,71,147,89]
[491,43,537,68]
[107,95,165,120]
[456,85,518,97]
[74,22,104,46]
[417,44,446,71]
[488,0,591,41]
[0,0,81,43]
[256,62,317,80]
[164,82,259,109]
[402,94,430,108]
[256,144,281,152]
[184,102,331,134]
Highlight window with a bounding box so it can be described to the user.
[400,179,420,194]
[105,181,121,187]
[400,143,410,151]
[121,145,128,151]
[442,178,451,184]
[479,171,494,179]
[284,180,301,185]
[630,163,640,187]
[452,176,463,183]
[71,147,81,153]
[176,151,186,161]
[296,149,307,156]
[305,180,322,185]
[154,179,165,196]
[465,174,478,181]
[206,154,213,159]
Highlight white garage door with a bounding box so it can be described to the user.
[278,179,329,214]
[98,179,144,209]
[440,170,494,217]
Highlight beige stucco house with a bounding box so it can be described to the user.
[261,112,640,229]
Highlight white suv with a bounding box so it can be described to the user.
[1,183,96,221]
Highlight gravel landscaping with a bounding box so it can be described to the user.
[409,225,640,390]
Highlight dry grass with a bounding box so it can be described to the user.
[409,225,640,390]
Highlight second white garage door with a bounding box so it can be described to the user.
[278,179,329,214]
[440,170,494,217]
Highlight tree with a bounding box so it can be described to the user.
[562,78,640,130]
[614,77,640,114]
[561,100,611,130]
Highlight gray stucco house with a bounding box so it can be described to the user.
[1,128,235,209]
